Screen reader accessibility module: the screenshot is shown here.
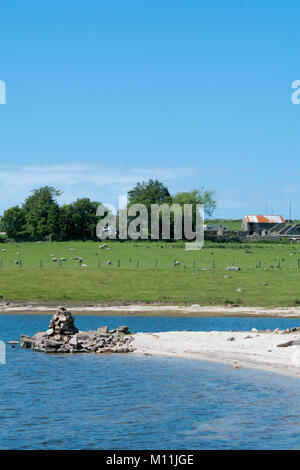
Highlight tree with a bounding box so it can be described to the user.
[0,206,25,238]
[68,198,100,240]
[172,188,216,219]
[126,179,172,238]
[58,204,73,240]
[47,204,61,240]
[128,179,171,207]
[22,186,62,240]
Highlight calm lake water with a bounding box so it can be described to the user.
[0,315,300,450]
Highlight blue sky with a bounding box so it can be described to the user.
[0,0,299,219]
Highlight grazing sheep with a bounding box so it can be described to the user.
[52,258,58,262]
[1,249,6,252]
[60,257,67,261]
[73,256,82,261]
[81,264,87,267]
[70,248,75,251]
[107,260,112,265]
[14,260,20,265]
[174,261,180,266]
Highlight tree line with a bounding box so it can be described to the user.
[0,180,216,241]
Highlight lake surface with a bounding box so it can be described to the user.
[0,315,300,450]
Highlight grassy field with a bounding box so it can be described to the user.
[207,219,242,231]
[1,240,300,306]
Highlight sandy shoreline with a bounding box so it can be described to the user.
[1,303,300,317]
[132,330,300,378]
[2,302,300,317]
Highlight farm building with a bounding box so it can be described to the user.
[242,215,285,235]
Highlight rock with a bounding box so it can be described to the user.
[48,307,78,335]
[117,325,130,334]
[77,332,94,341]
[20,307,133,355]
[33,331,48,340]
[46,339,64,348]
[20,335,35,348]
[277,340,294,347]
[227,337,236,341]
[97,326,109,335]
[68,336,78,346]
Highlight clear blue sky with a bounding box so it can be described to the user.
[0,0,299,219]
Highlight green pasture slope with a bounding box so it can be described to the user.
[1,240,300,306]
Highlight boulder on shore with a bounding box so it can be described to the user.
[20,306,134,354]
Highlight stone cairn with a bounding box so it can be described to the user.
[20,306,134,354]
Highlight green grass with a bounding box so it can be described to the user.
[207,219,242,231]
[1,240,300,306]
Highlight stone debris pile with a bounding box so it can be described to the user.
[20,306,134,354]
[48,306,79,336]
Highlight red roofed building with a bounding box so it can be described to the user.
[242,215,285,235]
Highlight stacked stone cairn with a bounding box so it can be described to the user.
[20,306,134,354]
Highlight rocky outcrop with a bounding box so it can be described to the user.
[20,306,134,354]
